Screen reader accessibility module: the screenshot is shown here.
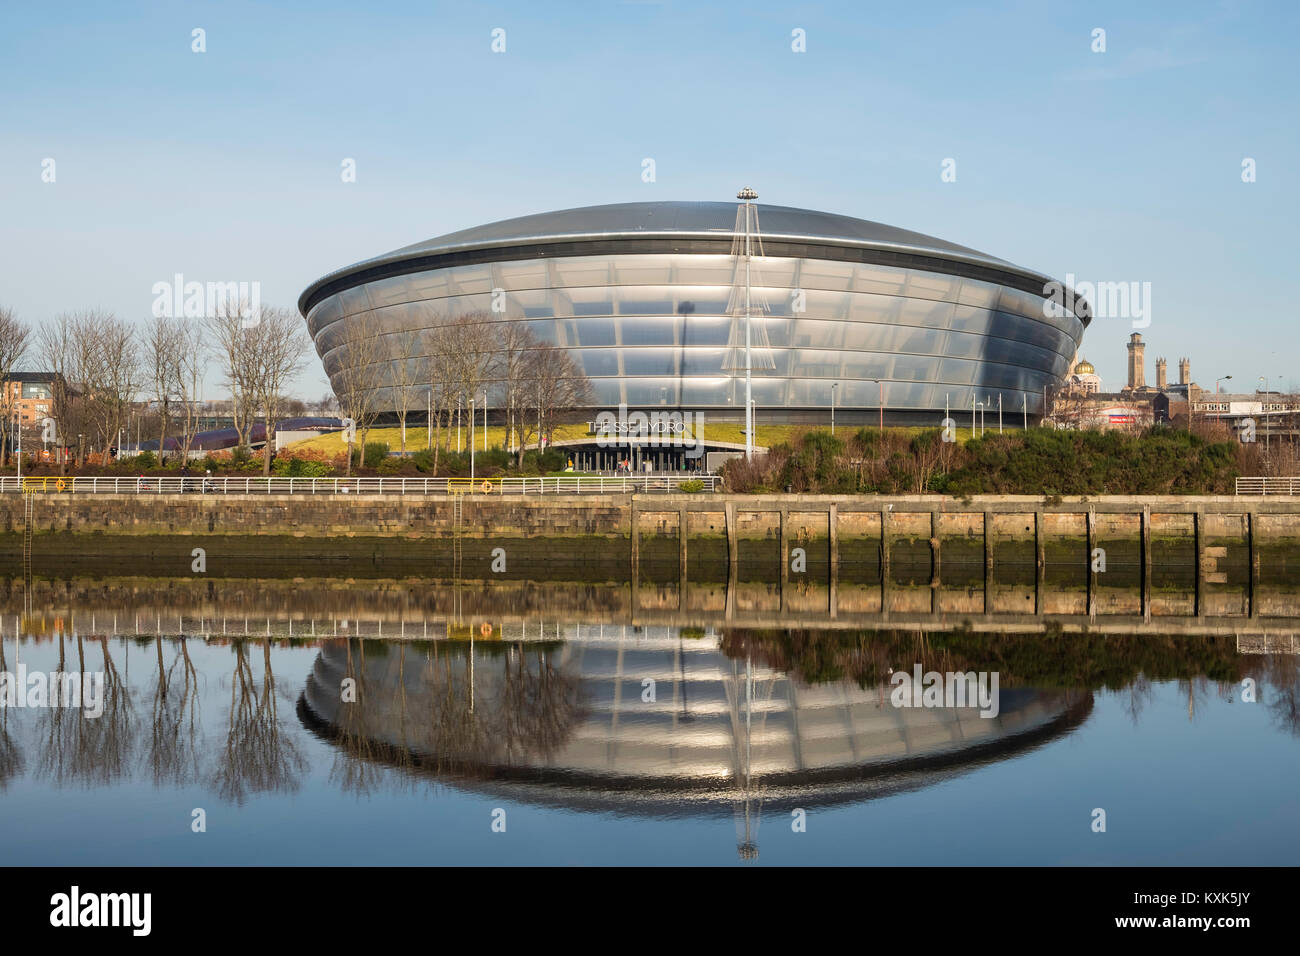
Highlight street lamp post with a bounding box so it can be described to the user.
[830,382,837,435]
[1260,376,1270,449]
[872,380,883,431]
[470,397,475,481]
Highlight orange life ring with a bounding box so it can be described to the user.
[56,479,67,492]
[480,480,492,494]
[479,621,492,637]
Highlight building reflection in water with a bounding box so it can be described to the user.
[298,626,1092,860]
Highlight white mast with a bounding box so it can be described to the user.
[742,188,754,460]
[724,187,773,462]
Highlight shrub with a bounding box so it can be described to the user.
[363,442,389,468]
[132,450,158,469]
[272,457,332,478]
[679,479,705,493]
[411,449,435,473]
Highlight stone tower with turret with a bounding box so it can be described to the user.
[1126,332,1146,390]
[1156,357,1167,389]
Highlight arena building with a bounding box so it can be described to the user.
[299,200,1089,452]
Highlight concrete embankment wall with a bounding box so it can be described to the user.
[4,493,1300,541]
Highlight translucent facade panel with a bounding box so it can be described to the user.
[572,319,616,347]
[618,295,675,316]
[681,317,730,347]
[446,263,493,295]
[744,256,791,285]
[904,271,960,302]
[622,349,678,376]
[367,274,424,308]
[619,317,677,346]
[674,289,730,314]
[576,350,620,377]
[338,286,370,317]
[669,255,735,285]
[612,256,674,285]
[494,260,551,291]
[998,286,1051,322]
[939,358,979,386]
[680,349,726,376]
[552,258,613,287]
[853,264,909,297]
[795,258,855,292]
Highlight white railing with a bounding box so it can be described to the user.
[1236,476,1300,495]
[0,474,719,496]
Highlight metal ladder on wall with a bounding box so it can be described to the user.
[22,489,35,609]
[452,492,464,577]
[451,491,464,625]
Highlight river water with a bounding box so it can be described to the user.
[1,575,1296,865]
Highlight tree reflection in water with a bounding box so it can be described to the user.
[212,639,305,804]
[37,633,134,788]
[149,637,201,787]
[0,635,22,789]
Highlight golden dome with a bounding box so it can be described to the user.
[1073,358,1096,375]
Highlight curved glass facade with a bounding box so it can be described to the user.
[303,207,1086,421]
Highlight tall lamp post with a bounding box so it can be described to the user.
[470,397,476,481]
[830,382,837,435]
[1260,376,1270,449]
[872,379,883,431]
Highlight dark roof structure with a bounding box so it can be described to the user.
[299,201,1067,318]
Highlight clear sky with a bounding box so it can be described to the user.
[2,0,1296,399]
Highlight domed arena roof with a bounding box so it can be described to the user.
[299,201,1066,317]
[387,201,1013,265]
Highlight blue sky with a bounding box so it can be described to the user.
[1,0,1296,398]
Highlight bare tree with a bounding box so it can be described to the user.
[142,316,183,462]
[524,344,590,459]
[498,322,539,462]
[247,307,310,474]
[66,311,138,463]
[447,314,500,457]
[173,321,207,461]
[0,306,31,467]
[36,314,85,472]
[207,298,261,450]
[387,324,423,457]
[331,312,384,476]
[424,323,460,472]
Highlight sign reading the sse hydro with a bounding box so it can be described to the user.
[587,404,704,458]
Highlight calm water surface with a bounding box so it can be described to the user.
[1,590,1297,865]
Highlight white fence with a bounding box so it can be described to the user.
[1235,477,1300,495]
[0,474,719,496]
